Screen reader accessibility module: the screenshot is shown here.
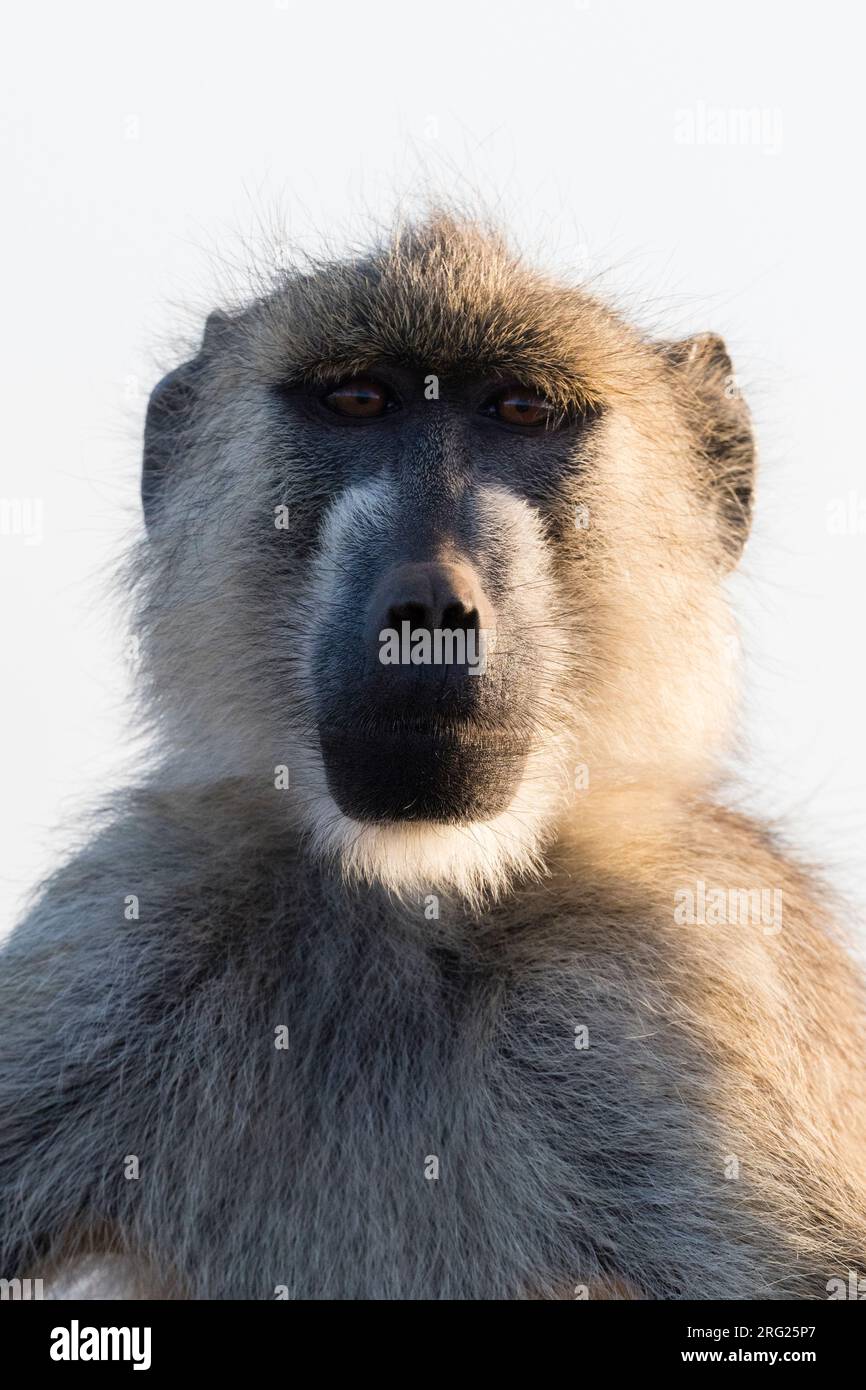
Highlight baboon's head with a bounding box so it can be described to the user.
[137,215,754,902]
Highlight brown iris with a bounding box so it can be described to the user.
[485,385,553,427]
[322,377,393,418]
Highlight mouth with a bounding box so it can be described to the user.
[318,719,531,824]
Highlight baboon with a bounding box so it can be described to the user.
[2,214,865,1301]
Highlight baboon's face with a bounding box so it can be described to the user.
[270,366,593,830]
[138,219,753,900]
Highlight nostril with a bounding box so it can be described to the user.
[387,601,428,631]
[442,602,479,633]
[370,562,495,664]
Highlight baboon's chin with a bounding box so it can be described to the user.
[318,726,529,824]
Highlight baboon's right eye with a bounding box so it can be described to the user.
[321,377,396,419]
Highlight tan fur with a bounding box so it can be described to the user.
[133,215,866,1280]
[3,212,864,1300]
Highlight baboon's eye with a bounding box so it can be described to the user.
[482,385,555,428]
[322,377,395,419]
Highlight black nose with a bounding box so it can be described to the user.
[375,561,491,640]
[362,559,496,709]
[317,559,530,824]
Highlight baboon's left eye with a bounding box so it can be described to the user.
[482,385,554,428]
[322,377,395,419]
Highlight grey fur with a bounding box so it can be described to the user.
[2,215,865,1300]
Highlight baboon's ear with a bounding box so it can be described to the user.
[663,332,755,567]
[142,311,228,531]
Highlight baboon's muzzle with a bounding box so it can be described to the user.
[315,558,532,824]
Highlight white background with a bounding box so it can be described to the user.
[1,0,863,933]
